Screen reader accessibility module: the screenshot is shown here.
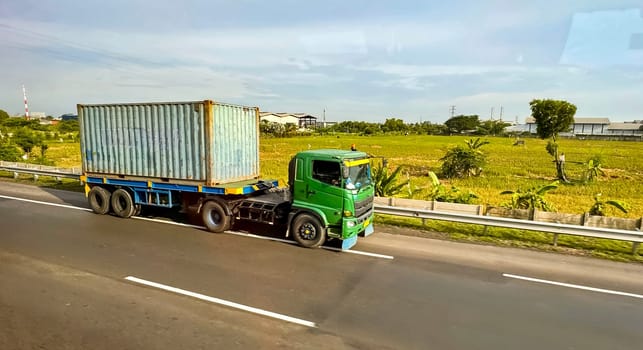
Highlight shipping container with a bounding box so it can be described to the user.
[78,100,259,186]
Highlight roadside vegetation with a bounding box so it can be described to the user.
[2,106,642,261]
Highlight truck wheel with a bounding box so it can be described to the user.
[201,201,231,233]
[111,188,136,218]
[88,186,111,215]
[292,213,325,248]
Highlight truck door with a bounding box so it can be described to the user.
[305,159,344,225]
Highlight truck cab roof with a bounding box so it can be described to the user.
[295,149,369,161]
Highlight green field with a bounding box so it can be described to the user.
[33,136,643,217]
[258,135,643,217]
[9,135,643,261]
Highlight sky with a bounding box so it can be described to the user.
[1,0,642,123]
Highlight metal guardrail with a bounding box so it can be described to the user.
[374,204,643,253]
[0,161,81,180]
[1,162,641,253]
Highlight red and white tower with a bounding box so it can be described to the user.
[22,84,30,119]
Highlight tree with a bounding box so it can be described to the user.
[382,118,407,133]
[12,128,43,156]
[0,138,21,161]
[440,138,488,178]
[412,121,447,135]
[477,119,510,135]
[57,120,80,133]
[444,115,480,134]
[0,109,9,125]
[529,99,577,182]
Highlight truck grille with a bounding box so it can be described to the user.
[354,196,373,218]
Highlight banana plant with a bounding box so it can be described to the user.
[588,193,628,216]
[464,137,490,154]
[372,162,409,197]
[425,171,478,204]
[584,159,605,183]
[501,181,559,211]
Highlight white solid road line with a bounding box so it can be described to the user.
[503,273,643,300]
[323,246,395,260]
[124,276,317,328]
[227,231,395,259]
[0,194,92,212]
[0,194,394,259]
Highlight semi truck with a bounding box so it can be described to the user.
[77,100,374,250]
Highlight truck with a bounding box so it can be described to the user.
[77,100,374,250]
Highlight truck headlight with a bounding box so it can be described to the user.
[346,221,356,228]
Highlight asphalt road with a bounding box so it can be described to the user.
[1,182,643,349]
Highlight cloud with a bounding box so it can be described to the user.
[2,3,642,122]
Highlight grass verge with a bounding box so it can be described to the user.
[376,214,643,263]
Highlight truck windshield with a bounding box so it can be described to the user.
[345,163,371,190]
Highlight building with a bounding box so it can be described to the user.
[259,112,317,129]
[28,112,47,120]
[607,122,643,135]
[60,113,78,121]
[525,117,610,135]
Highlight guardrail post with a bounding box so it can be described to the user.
[553,233,559,247]
[634,219,643,255]
[482,210,491,236]
[421,201,435,226]
[33,174,39,182]
[13,172,19,179]
[55,176,62,183]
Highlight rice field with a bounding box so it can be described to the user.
[8,134,643,261]
[38,136,643,217]
[259,134,643,218]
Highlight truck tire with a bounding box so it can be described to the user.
[133,204,142,217]
[111,188,136,218]
[201,201,231,233]
[88,186,111,215]
[292,213,325,248]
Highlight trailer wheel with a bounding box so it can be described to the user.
[292,213,325,248]
[201,201,231,233]
[111,188,136,218]
[133,204,142,216]
[88,186,111,215]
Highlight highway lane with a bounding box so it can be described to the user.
[1,182,643,349]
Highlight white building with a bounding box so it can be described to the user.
[607,122,643,135]
[260,112,317,129]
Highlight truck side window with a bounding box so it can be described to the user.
[312,160,341,186]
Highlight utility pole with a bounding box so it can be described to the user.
[499,106,504,121]
[490,107,494,120]
[449,105,456,118]
[22,85,30,120]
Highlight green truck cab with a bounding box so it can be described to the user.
[287,149,375,250]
